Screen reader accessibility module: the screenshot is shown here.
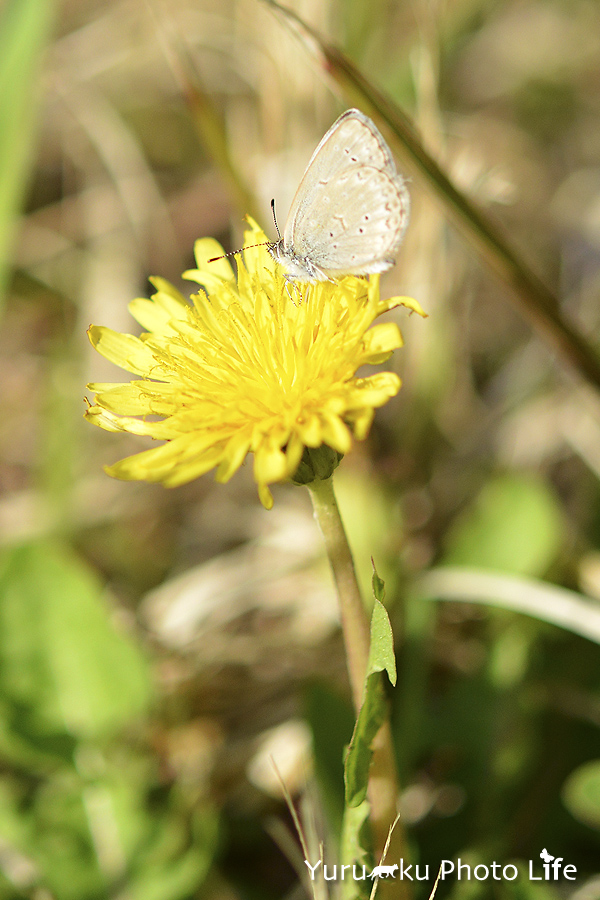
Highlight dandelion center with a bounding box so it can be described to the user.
[85,219,424,508]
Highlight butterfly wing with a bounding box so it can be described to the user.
[293,164,409,275]
[281,109,409,277]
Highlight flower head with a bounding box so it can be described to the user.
[85,219,423,508]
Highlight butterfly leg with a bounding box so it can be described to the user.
[283,275,304,305]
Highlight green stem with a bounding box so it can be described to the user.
[308,477,410,900]
[308,476,370,709]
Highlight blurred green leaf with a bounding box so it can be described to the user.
[0,758,218,900]
[344,598,396,807]
[0,697,77,771]
[443,474,563,577]
[0,0,56,311]
[128,806,218,900]
[0,541,152,744]
[305,683,354,834]
[31,773,105,900]
[489,622,532,688]
[334,470,399,601]
[498,875,562,900]
[446,861,561,900]
[562,759,600,831]
[0,771,105,900]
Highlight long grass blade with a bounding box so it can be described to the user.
[0,0,56,315]
[147,0,260,223]
[415,567,600,644]
[262,0,600,390]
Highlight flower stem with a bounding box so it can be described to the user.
[308,476,410,900]
[308,476,369,708]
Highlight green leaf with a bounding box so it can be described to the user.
[562,759,600,830]
[0,541,152,746]
[443,474,563,577]
[339,799,372,900]
[371,561,385,604]
[344,597,396,807]
[367,598,397,688]
[0,0,56,310]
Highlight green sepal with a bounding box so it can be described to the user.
[291,445,344,484]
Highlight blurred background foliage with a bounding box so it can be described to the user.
[2,0,600,898]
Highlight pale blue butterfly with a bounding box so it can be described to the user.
[268,109,410,282]
[209,109,410,283]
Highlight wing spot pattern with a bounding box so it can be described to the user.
[275,111,409,279]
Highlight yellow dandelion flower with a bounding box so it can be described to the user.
[85,219,424,509]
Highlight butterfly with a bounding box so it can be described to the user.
[268,108,410,282]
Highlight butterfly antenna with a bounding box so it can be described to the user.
[271,199,282,241]
[208,241,271,264]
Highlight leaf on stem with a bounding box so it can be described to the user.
[344,580,396,808]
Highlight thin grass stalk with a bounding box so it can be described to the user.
[148,1,260,222]
[262,0,600,391]
[0,0,56,313]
